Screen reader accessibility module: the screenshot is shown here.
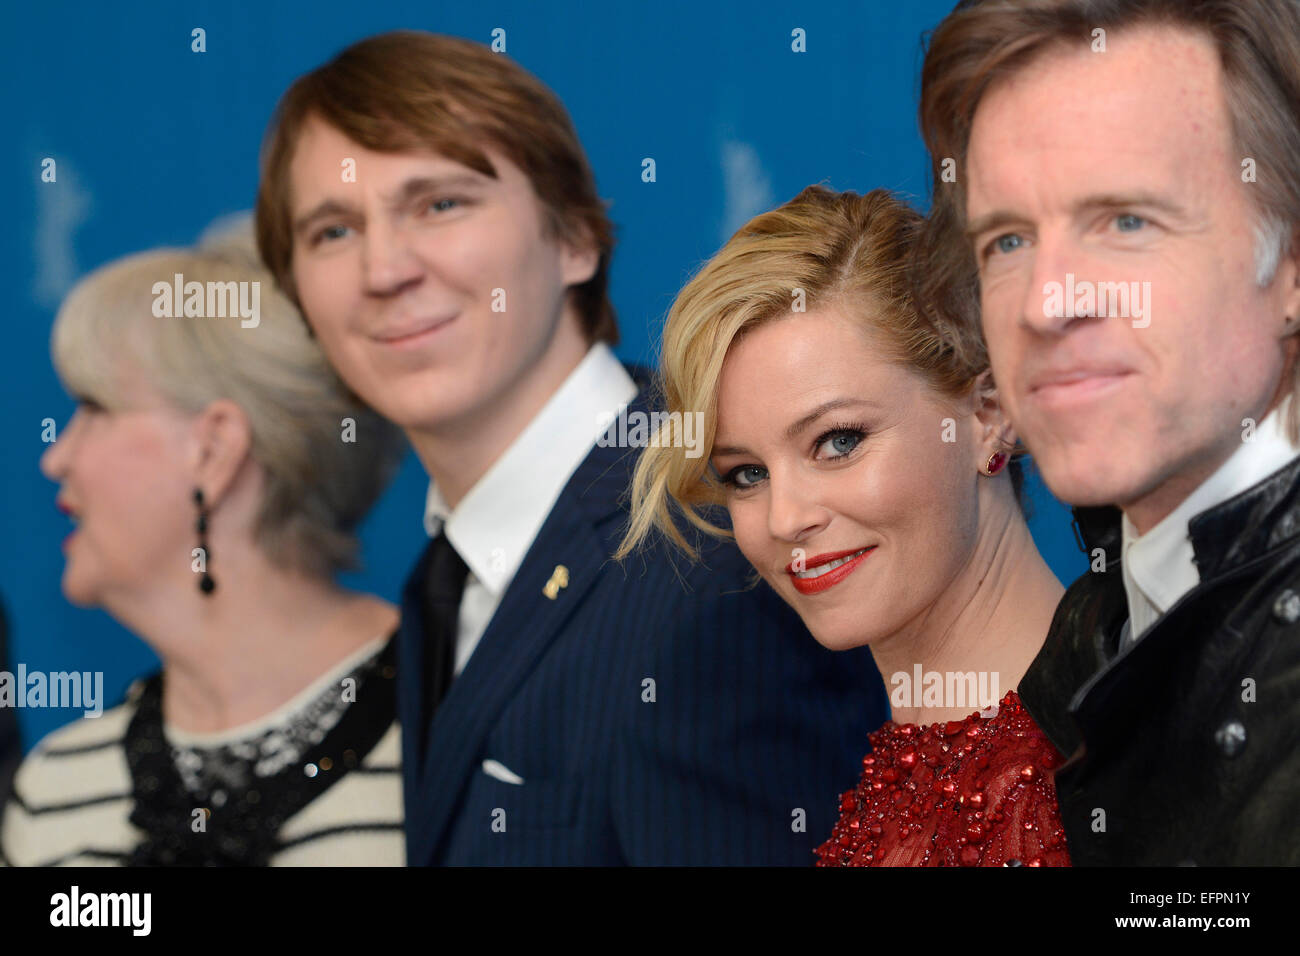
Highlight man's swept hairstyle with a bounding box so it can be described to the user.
[255,30,618,346]
[915,0,1300,431]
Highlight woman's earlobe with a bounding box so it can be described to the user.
[983,451,1009,477]
[191,399,254,504]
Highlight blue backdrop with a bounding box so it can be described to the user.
[1,0,1087,749]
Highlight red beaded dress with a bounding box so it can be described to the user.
[816,690,1071,866]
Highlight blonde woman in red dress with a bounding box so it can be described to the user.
[618,186,1071,866]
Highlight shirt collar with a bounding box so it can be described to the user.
[1122,395,1300,638]
[422,343,638,595]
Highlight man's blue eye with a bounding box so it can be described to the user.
[994,234,1023,254]
[429,198,459,213]
[314,225,350,245]
[1116,214,1145,232]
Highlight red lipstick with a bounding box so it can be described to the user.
[786,547,875,596]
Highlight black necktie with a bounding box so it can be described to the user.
[417,532,470,764]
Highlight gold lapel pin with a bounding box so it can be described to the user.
[543,564,570,600]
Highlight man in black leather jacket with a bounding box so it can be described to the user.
[1027,501,1300,864]
[917,0,1300,864]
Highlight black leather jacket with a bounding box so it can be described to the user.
[1020,459,1300,865]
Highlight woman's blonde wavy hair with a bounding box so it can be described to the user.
[616,185,1012,563]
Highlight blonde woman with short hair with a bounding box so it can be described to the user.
[1,222,407,866]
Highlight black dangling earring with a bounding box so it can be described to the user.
[193,488,216,596]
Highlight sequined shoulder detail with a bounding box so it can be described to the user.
[123,635,397,865]
[169,644,386,804]
[816,690,1071,867]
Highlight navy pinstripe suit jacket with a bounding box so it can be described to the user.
[396,367,887,865]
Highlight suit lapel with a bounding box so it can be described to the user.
[406,379,651,864]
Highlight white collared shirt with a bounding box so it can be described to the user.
[422,343,639,674]
[1121,397,1300,646]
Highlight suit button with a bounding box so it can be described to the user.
[1273,589,1300,624]
[1215,720,1247,758]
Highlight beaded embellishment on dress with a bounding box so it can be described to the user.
[816,691,1071,866]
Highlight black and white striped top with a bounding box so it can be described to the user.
[0,635,404,866]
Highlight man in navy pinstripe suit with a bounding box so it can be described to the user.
[256,30,886,864]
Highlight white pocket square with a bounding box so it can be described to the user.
[481,759,525,785]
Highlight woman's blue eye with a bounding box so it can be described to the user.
[1116,213,1145,232]
[994,234,1023,255]
[724,465,767,489]
[815,430,863,459]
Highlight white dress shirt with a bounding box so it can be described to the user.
[423,343,639,674]
[1121,396,1300,647]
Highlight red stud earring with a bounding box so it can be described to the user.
[985,451,1008,476]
